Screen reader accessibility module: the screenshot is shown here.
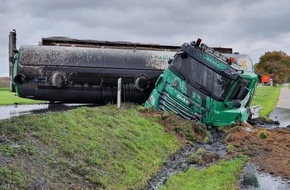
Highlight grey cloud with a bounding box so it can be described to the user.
[1,0,290,76]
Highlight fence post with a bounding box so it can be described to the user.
[9,30,17,92]
[117,78,122,108]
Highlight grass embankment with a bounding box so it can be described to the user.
[250,86,281,117]
[0,88,45,105]
[0,104,209,189]
[0,103,248,190]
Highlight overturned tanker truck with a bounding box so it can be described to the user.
[9,30,257,126]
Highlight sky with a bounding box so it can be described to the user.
[1,0,290,77]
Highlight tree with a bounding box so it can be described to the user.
[255,51,290,83]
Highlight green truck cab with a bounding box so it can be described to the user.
[145,39,258,127]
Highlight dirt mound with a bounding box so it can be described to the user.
[0,77,9,88]
[225,124,290,180]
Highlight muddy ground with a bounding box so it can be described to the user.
[136,108,290,185]
[142,108,290,188]
[143,109,290,182]
[225,122,290,180]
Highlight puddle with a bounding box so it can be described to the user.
[144,129,226,190]
[240,162,290,190]
[0,104,48,120]
[0,103,93,120]
[269,107,290,128]
[249,106,282,129]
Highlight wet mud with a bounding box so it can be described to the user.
[249,105,290,129]
[249,106,285,129]
[225,124,290,189]
[143,129,226,190]
[247,117,280,128]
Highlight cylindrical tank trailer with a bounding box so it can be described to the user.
[10,31,178,103]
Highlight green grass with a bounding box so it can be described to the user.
[0,166,25,188]
[250,86,281,117]
[159,156,248,190]
[0,87,46,105]
[0,104,180,189]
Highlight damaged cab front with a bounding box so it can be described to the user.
[145,39,257,127]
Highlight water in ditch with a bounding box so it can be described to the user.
[240,162,290,190]
[269,107,290,128]
[143,129,227,190]
[0,103,92,120]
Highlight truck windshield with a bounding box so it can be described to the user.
[169,54,234,100]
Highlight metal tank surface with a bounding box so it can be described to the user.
[13,42,177,103]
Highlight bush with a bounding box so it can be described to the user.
[258,131,268,139]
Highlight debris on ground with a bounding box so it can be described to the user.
[247,117,280,126]
[224,124,290,180]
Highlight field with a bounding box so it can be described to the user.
[0,77,9,88]
[0,88,45,105]
[0,77,45,105]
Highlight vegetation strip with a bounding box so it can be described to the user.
[159,156,248,190]
[250,86,281,117]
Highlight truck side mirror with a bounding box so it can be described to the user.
[236,86,249,100]
[168,58,173,64]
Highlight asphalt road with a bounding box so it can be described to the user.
[276,84,290,109]
[269,84,290,127]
